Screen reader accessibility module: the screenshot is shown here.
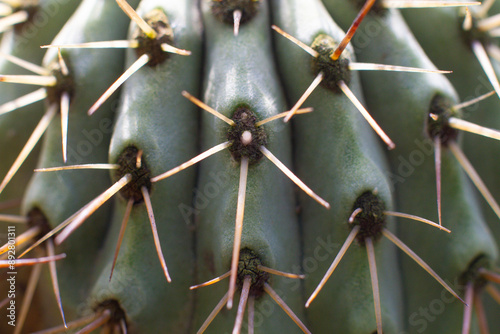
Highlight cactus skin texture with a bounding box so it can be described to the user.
[193,0,305,332]
[1,0,500,333]
[87,1,202,333]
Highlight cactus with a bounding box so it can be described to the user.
[1,0,500,333]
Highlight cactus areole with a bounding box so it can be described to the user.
[227,107,267,164]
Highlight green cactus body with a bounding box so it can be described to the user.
[193,0,306,332]
[83,0,202,332]
[19,0,142,322]
[0,0,79,208]
[321,2,499,332]
[402,1,500,254]
[270,0,403,332]
[3,1,500,333]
